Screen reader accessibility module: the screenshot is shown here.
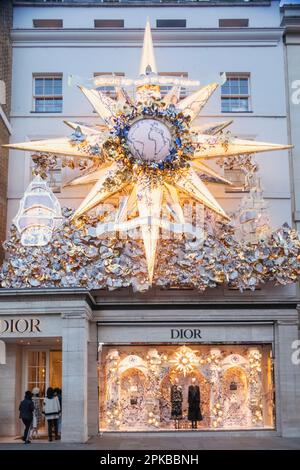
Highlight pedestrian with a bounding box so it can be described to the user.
[19,391,34,444]
[31,387,42,439]
[43,387,61,442]
[54,387,62,438]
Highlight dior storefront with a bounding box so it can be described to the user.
[0,289,299,442]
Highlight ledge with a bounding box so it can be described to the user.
[0,287,96,306]
[0,287,299,310]
[13,1,272,8]
[11,27,284,47]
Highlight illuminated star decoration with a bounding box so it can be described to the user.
[6,19,291,283]
[169,346,199,377]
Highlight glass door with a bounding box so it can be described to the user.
[25,349,62,396]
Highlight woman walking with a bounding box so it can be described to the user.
[19,391,34,444]
[43,387,61,441]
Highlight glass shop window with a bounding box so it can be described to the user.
[33,74,63,113]
[221,74,251,113]
[158,72,188,98]
[94,72,125,98]
[99,343,275,432]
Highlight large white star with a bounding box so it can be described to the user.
[5,20,291,283]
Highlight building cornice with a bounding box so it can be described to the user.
[0,288,298,310]
[13,1,272,9]
[0,287,96,306]
[11,27,284,47]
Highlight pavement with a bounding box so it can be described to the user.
[0,434,300,450]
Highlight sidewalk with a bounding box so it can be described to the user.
[0,435,300,450]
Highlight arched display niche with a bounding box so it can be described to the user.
[160,367,210,429]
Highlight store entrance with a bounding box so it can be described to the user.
[99,344,275,432]
[22,344,62,438]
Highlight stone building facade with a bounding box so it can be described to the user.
[0,0,299,443]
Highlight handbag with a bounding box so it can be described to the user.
[32,412,37,428]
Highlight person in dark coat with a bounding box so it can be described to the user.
[188,378,203,429]
[19,391,34,444]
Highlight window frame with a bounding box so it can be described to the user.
[33,19,63,29]
[221,73,251,114]
[219,19,249,28]
[94,19,124,28]
[156,19,187,28]
[32,73,63,114]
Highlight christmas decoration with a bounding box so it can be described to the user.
[1,19,299,291]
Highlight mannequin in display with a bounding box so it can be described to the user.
[170,377,183,429]
[188,377,203,429]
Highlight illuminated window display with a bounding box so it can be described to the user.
[99,344,274,431]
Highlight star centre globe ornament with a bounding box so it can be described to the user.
[127,119,172,163]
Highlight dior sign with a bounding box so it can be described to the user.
[0,318,41,334]
[170,328,202,340]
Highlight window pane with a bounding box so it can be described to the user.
[221,97,249,112]
[35,97,62,112]
[35,79,44,95]
[28,351,46,368]
[27,351,47,396]
[231,85,239,94]
[44,79,53,94]
[54,79,62,94]
[240,85,249,94]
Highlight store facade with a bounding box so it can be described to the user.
[0,289,299,442]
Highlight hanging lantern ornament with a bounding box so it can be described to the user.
[234,177,270,244]
[13,175,62,247]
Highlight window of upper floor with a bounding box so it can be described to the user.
[219,19,249,28]
[221,73,251,113]
[33,19,63,28]
[156,19,186,28]
[33,74,63,113]
[94,19,124,28]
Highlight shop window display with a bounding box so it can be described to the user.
[99,344,275,432]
